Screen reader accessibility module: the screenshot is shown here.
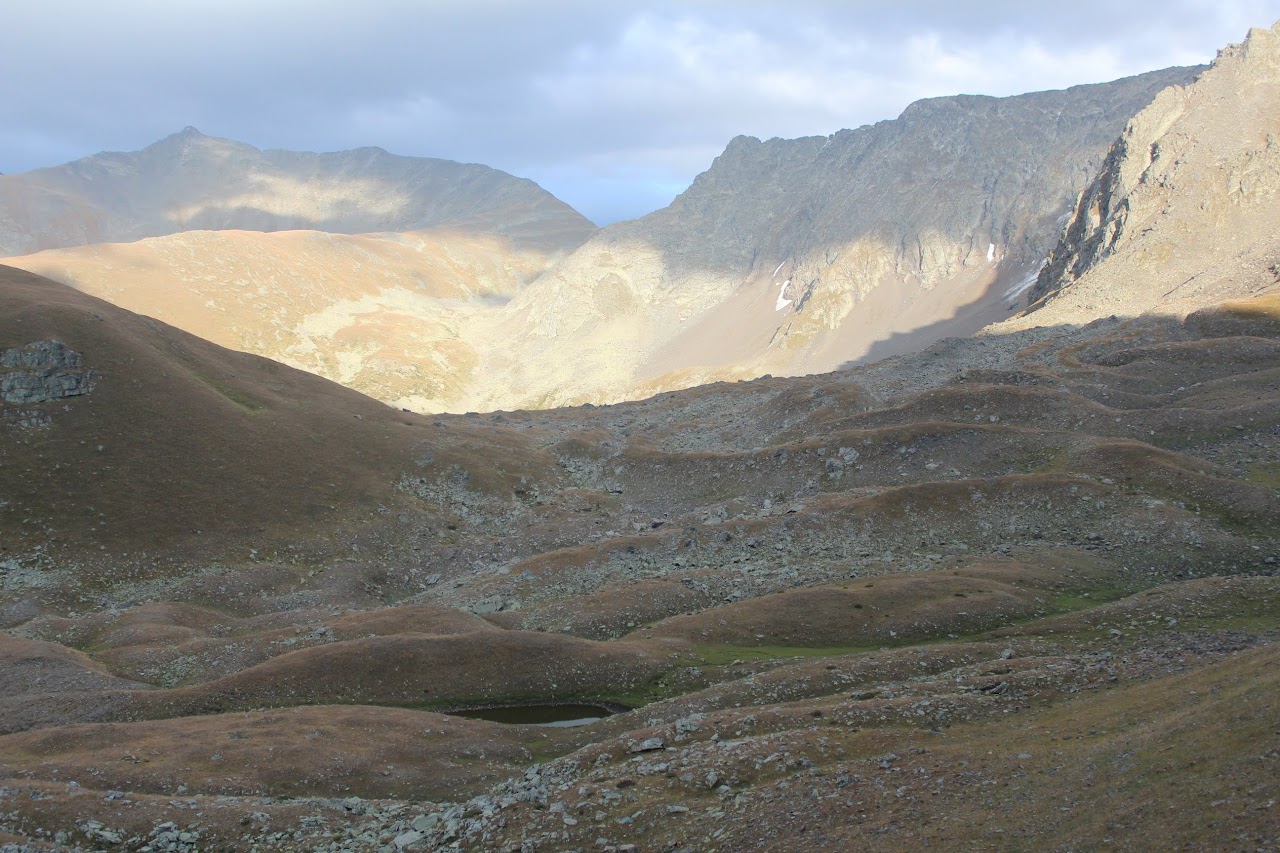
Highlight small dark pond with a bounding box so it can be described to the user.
[445,702,628,728]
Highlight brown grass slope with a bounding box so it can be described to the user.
[0,264,430,557]
[0,267,1276,848]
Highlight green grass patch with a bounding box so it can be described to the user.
[197,375,265,411]
[1050,583,1131,614]
[1024,446,1068,474]
[691,643,875,666]
[521,735,571,763]
[1243,461,1280,491]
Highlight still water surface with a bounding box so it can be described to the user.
[447,703,624,728]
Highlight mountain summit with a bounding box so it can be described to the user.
[0,129,595,255]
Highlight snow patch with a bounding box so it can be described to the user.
[1004,262,1047,301]
[772,261,787,277]
[987,243,996,263]
[775,279,793,312]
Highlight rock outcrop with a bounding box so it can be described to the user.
[467,65,1203,410]
[0,340,95,405]
[1022,22,1280,321]
[0,128,596,256]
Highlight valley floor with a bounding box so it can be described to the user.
[1,292,1278,852]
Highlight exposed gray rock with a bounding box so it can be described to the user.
[392,829,423,848]
[631,737,666,753]
[477,64,1205,410]
[0,340,96,406]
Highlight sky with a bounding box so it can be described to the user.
[4,1,1280,225]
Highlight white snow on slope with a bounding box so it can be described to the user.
[775,279,793,311]
[1004,262,1047,300]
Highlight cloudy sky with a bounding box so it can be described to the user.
[4,1,1279,224]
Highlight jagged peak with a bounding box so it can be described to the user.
[155,126,218,145]
[1215,18,1280,68]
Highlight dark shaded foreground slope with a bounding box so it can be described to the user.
[0,267,1276,850]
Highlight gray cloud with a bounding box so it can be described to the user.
[4,1,1279,223]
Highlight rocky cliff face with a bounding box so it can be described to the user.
[468,66,1202,410]
[1023,22,1280,321]
[0,128,596,256]
[1,339,96,429]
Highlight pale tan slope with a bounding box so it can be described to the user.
[1004,22,1280,330]
[5,227,566,411]
[462,67,1199,410]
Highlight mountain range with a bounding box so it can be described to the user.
[2,66,1203,412]
[0,21,1277,853]
[0,127,595,255]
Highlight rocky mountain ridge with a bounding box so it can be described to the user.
[465,65,1204,411]
[0,131,600,411]
[3,67,1206,415]
[0,127,596,256]
[1016,21,1280,325]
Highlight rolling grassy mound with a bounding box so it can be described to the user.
[0,265,1276,850]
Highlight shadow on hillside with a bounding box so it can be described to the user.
[834,275,1032,375]
[830,270,1035,375]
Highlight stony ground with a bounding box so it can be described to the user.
[0,288,1277,851]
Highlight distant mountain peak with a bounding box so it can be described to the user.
[155,126,216,146]
[0,132,596,255]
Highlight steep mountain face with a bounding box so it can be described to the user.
[0,128,596,256]
[1019,22,1280,324]
[0,72,1207,415]
[467,66,1202,411]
